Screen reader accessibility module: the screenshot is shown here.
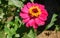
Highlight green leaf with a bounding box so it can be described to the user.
[4,26,10,34]
[45,14,57,30]
[22,29,36,38]
[15,34,20,37]
[56,26,59,31]
[15,16,23,27]
[22,33,30,38]
[15,16,20,22]
[4,21,19,38]
[27,29,36,38]
[0,0,1,4]
[55,25,60,31]
[22,0,26,2]
[7,35,12,38]
[0,8,4,19]
[30,0,34,2]
[0,30,6,38]
[8,0,23,8]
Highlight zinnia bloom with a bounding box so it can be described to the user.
[20,2,48,29]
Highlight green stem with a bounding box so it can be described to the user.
[34,29,37,38]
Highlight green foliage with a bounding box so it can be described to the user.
[0,0,1,4]
[22,0,26,2]
[22,29,36,38]
[55,25,60,31]
[45,14,58,30]
[30,0,34,2]
[27,29,36,38]
[0,8,4,21]
[4,16,22,38]
[0,30,6,38]
[8,0,24,8]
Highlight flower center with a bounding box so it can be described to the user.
[32,8,38,13]
[29,6,41,17]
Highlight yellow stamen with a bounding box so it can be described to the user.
[29,6,41,17]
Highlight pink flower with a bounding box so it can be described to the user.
[20,2,48,29]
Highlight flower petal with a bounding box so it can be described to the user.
[27,2,32,8]
[26,19,35,27]
[27,19,35,27]
[41,9,48,16]
[33,24,38,29]
[20,13,29,19]
[26,22,30,28]
[39,4,45,9]
[22,18,30,23]
[33,3,39,6]
[21,5,29,13]
[35,18,45,26]
[39,14,47,21]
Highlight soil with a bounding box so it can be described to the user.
[37,31,60,38]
